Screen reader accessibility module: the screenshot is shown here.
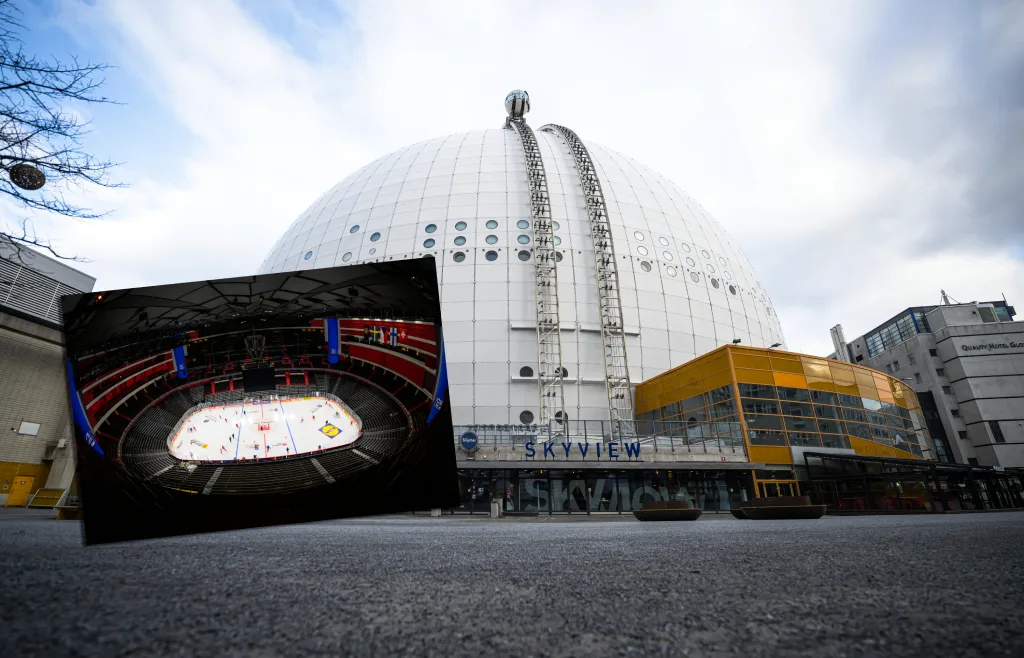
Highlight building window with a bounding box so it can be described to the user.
[914,373,922,384]
[370,232,381,242]
[929,349,938,357]
[942,385,952,395]
[958,431,968,440]
[936,368,945,377]
[517,250,531,261]
[425,224,437,233]
[349,224,360,233]
[486,220,499,229]
[485,235,498,244]
[423,239,435,248]
[854,355,863,363]
[485,250,498,261]
[950,409,960,418]
[304,251,313,261]
[519,366,534,378]
[893,360,900,371]
[519,410,534,424]
[907,354,916,365]
[885,364,893,373]
[516,220,529,229]
[989,421,1006,444]
[456,221,468,231]
[452,252,466,263]
[454,236,466,246]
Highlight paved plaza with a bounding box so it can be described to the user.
[1,509,1022,657]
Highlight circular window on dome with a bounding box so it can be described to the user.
[369,248,376,255]
[686,257,696,267]
[659,237,670,246]
[637,246,649,256]
[553,221,560,230]
[554,236,561,245]
[518,235,530,244]
[718,257,726,266]
[640,261,652,272]
[519,366,534,377]
[555,252,563,262]
[663,251,673,261]
[485,250,498,261]
[729,285,737,295]
[518,250,531,261]
[706,264,716,274]
[485,234,498,244]
[486,220,499,229]
[690,272,700,282]
[370,232,381,242]
[517,220,529,229]
[349,225,360,234]
[304,251,313,261]
[453,252,466,263]
[341,252,352,262]
[666,266,677,277]
[681,243,691,252]
[701,249,710,259]
[455,221,467,231]
[633,231,645,241]
[423,238,435,248]
[711,278,720,289]
[519,410,534,425]
[560,367,569,378]
[425,224,437,233]
[454,236,467,246]
[724,270,732,280]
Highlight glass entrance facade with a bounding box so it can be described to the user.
[450,468,754,514]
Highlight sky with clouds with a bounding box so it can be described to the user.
[3,0,1021,357]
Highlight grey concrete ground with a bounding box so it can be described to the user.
[1,509,1023,657]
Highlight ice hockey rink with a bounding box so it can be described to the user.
[168,397,360,462]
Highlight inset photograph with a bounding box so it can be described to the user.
[60,257,457,545]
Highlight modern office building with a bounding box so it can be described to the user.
[0,237,95,506]
[259,91,785,433]
[833,298,1023,468]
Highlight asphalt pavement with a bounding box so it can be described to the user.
[1,509,1022,657]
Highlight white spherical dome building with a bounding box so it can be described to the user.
[259,92,785,431]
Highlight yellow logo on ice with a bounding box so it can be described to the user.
[202,444,208,449]
[319,423,340,438]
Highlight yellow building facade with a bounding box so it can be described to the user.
[635,345,935,480]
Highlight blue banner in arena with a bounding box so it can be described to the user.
[426,324,448,426]
[327,317,340,364]
[66,361,103,456]
[171,345,188,379]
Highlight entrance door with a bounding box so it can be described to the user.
[5,476,34,507]
[757,480,799,498]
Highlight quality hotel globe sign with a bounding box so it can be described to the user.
[955,335,1024,355]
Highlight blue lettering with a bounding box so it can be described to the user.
[561,442,572,458]
[577,442,589,459]
[608,442,618,460]
[543,442,555,459]
[625,442,642,459]
[525,441,535,458]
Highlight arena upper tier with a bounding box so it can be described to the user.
[259,91,785,428]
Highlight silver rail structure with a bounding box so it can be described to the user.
[541,124,634,441]
[507,117,567,437]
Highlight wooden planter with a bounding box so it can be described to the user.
[632,499,702,521]
[738,495,826,520]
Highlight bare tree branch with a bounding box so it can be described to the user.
[0,0,122,263]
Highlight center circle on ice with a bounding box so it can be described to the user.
[167,395,361,462]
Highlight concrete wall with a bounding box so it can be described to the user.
[0,312,75,490]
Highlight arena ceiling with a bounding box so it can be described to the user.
[61,259,440,351]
